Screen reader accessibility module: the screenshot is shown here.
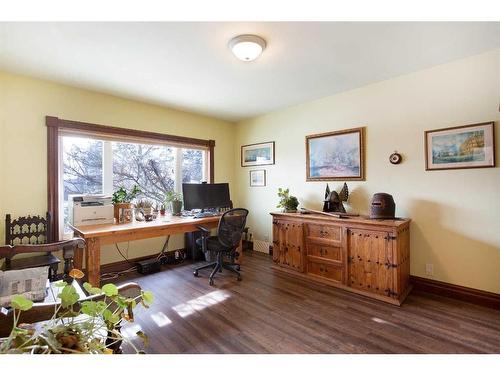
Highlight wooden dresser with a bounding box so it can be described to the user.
[270,212,412,305]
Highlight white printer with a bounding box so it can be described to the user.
[68,194,115,226]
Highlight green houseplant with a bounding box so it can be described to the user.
[165,191,183,216]
[135,199,154,221]
[0,269,153,354]
[112,185,141,223]
[277,188,299,213]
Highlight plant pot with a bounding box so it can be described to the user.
[114,203,133,224]
[170,201,183,216]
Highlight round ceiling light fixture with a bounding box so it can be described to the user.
[228,34,266,62]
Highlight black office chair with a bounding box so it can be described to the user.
[193,208,249,286]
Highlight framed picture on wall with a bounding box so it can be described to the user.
[306,127,365,181]
[241,141,275,167]
[249,170,266,187]
[425,122,495,170]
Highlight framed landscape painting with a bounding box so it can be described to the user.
[425,122,495,171]
[306,127,365,181]
[241,141,275,167]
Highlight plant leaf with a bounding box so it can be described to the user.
[83,282,102,295]
[102,309,120,324]
[58,285,80,308]
[141,291,154,305]
[136,331,150,347]
[54,281,68,288]
[10,295,33,311]
[101,283,118,297]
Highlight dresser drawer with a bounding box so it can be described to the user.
[306,243,342,262]
[307,260,343,283]
[306,224,341,242]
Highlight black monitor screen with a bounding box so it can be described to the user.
[182,183,231,211]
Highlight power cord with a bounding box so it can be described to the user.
[100,236,177,281]
[101,242,136,281]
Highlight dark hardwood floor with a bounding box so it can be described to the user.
[116,251,500,354]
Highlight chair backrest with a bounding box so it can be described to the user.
[5,212,52,245]
[217,208,249,249]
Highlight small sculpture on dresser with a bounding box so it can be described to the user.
[370,193,396,219]
[323,183,349,213]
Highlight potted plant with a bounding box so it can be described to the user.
[0,269,153,354]
[112,185,141,223]
[277,188,299,213]
[165,191,183,216]
[135,199,154,221]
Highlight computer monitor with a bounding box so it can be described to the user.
[182,183,231,211]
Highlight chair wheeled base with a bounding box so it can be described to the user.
[193,252,241,286]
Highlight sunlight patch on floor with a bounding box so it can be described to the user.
[371,317,400,328]
[151,311,173,327]
[172,290,231,318]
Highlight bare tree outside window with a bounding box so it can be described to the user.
[113,142,176,204]
[62,136,207,233]
[63,137,103,200]
[182,148,204,183]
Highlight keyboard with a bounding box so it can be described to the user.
[193,212,216,219]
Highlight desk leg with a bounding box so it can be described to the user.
[73,243,84,271]
[86,238,101,287]
[235,239,243,265]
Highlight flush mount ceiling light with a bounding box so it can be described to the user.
[228,34,266,62]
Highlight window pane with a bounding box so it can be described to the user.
[62,136,103,232]
[182,148,205,183]
[112,142,176,204]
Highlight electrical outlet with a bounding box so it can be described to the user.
[175,250,180,259]
[425,263,434,276]
[263,234,269,242]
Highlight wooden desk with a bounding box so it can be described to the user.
[71,215,240,286]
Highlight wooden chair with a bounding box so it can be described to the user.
[4,212,60,280]
[0,281,142,353]
[0,238,86,281]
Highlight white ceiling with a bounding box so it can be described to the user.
[1,22,499,122]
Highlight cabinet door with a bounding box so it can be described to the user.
[272,219,281,263]
[272,220,304,271]
[347,229,394,297]
[285,222,304,271]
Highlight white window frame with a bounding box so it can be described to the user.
[59,134,208,238]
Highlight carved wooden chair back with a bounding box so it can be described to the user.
[5,212,52,246]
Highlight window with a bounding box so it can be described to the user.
[60,135,208,235]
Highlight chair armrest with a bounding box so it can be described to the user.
[196,225,210,233]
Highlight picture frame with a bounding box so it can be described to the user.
[306,127,365,181]
[249,169,266,187]
[425,122,495,171]
[241,141,275,167]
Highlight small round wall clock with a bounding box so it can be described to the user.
[389,151,402,165]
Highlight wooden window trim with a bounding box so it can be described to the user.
[46,116,215,240]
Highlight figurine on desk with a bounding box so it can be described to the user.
[323,183,349,213]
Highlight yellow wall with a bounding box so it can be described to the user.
[2,50,499,294]
[235,49,500,293]
[0,71,236,265]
